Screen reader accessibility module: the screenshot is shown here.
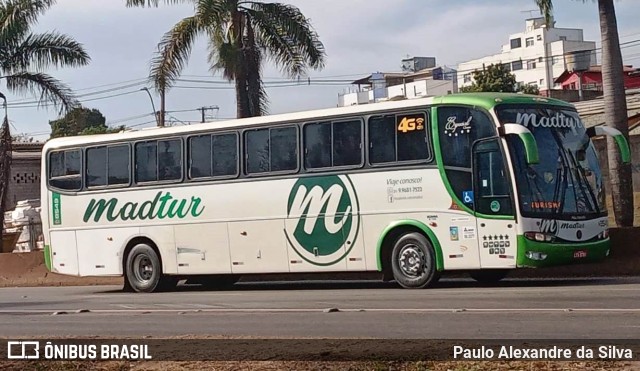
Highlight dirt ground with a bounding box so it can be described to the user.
[1,359,638,371]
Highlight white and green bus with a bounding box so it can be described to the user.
[40,93,631,292]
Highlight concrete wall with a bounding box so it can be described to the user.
[593,135,640,193]
[6,154,41,211]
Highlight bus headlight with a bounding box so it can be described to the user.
[525,251,548,261]
[524,232,555,242]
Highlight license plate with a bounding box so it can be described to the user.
[573,250,588,258]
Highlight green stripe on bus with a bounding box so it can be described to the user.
[376,220,444,272]
[52,192,62,225]
[44,244,52,272]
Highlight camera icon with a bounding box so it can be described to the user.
[7,341,40,359]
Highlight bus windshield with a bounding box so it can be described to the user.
[496,105,605,219]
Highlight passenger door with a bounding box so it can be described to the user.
[472,138,518,268]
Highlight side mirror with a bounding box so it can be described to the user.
[586,126,631,164]
[499,123,539,164]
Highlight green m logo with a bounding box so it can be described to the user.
[284,175,360,266]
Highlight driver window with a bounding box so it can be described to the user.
[474,138,514,216]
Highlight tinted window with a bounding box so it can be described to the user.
[49,149,81,190]
[189,133,238,179]
[86,147,107,187]
[212,133,238,177]
[86,145,130,187]
[189,135,212,178]
[271,127,297,172]
[158,140,182,181]
[108,145,130,185]
[369,112,428,164]
[246,129,270,174]
[304,122,331,168]
[333,120,362,166]
[437,106,496,208]
[135,141,157,182]
[246,126,298,174]
[135,139,182,182]
[438,107,495,168]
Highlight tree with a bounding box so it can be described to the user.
[460,63,539,94]
[535,0,634,227]
[125,0,326,119]
[0,0,89,245]
[49,107,123,138]
[0,0,90,112]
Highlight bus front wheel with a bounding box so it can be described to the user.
[390,232,440,289]
[125,243,174,293]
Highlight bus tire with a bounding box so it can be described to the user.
[391,232,439,289]
[125,243,167,293]
[469,269,509,284]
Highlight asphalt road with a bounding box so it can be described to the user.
[1,277,639,338]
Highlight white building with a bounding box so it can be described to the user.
[338,57,457,107]
[457,17,597,92]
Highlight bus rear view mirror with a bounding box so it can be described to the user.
[586,126,631,164]
[499,124,539,165]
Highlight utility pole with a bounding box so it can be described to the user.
[198,106,220,123]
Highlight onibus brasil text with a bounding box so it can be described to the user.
[7,341,151,360]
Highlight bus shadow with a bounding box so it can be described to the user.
[97,276,632,294]
[173,276,624,292]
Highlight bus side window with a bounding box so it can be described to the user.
[49,149,81,191]
[473,138,514,216]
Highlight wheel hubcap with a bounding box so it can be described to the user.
[133,255,153,282]
[398,244,426,277]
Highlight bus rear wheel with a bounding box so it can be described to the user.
[390,232,439,289]
[125,243,175,293]
[469,269,510,284]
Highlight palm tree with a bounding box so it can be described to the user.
[535,0,634,227]
[0,0,89,245]
[126,0,326,120]
[0,0,90,112]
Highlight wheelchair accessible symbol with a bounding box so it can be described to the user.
[462,191,474,204]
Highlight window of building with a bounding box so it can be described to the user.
[304,119,362,169]
[512,60,523,71]
[189,132,238,179]
[527,59,537,70]
[510,38,522,49]
[539,78,545,86]
[559,36,567,41]
[245,126,298,174]
[537,35,542,41]
[135,139,182,183]
[525,37,534,47]
[369,112,430,165]
[463,73,471,83]
[86,144,130,187]
[49,149,81,190]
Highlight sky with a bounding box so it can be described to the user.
[6,0,640,141]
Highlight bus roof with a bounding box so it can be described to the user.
[43,92,575,150]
